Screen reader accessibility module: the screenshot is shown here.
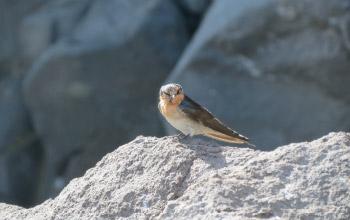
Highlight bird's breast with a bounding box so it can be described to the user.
[159,100,203,136]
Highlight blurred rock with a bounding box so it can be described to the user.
[0,78,43,207]
[0,0,45,60]
[0,0,47,76]
[0,0,89,76]
[0,132,349,219]
[174,0,212,34]
[18,0,92,60]
[177,0,211,15]
[0,79,34,153]
[167,0,350,150]
[23,0,189,200]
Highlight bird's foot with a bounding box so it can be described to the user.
[175,133,190,140]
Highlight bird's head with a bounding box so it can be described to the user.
[159,83,184,105]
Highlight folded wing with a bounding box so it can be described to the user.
[179,95,249,143]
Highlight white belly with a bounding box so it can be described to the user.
[164,110,203,136]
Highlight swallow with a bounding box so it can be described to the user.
[158,83,254,146]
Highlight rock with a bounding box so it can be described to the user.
[0,132,349,219]
[18,0,94,60]
[0,78,35,154]
[23,0,189,200]
[0,203,25,219]
[0,141,43,207]
[0,0,48,76]
[176,0,212,15]
[0,0,89,76]
[0,0,46,60]
[166,0,350,150]
[0,77,43,207]
[173,0,212,34]
[0,1,49,204]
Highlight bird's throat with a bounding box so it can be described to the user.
[159,96,183,117]
[171,94,184,106]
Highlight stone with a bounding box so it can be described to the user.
[23,0,189,200]
[177,0,212,15]
[18,0,91,60]
[0,0,48,77]
[166,0,350,150]
[0,77,43,207]
[0,132,349,219]
[0,0,46,61]
[173,0,212,34]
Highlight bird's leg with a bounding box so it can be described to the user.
[183,134,190,139]
[181,134,191,140]
[175,133,189,139]
[175,133,185,138]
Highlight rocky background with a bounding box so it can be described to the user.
[0,0,349,208]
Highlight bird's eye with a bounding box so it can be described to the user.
[163,92,170,96]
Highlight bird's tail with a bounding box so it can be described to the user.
[205,131,256,148]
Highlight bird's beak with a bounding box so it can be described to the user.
[169,94,175,103]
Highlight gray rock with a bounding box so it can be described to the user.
[0,78,34,153]
[0,132,349,219]
[173,0,212,34]
[23,0,189,200]
[18,0,91,60]
[166,0,350,150]
[0,0,48,77]
[176,0,212,15]
[0,0,89,77]
[0,78,43,207]
[0,0,46,61]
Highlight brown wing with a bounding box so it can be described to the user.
[179,95,248,142]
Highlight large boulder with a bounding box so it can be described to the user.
[23,0,189,200]
[0,78,43,207]
[166,0,350,150]
[0,132,349,219]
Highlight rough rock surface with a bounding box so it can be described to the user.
[166,0,350,150]
[0,132,349,219]
[23,0,189,200]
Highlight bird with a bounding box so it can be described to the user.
[158,83,255,147]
